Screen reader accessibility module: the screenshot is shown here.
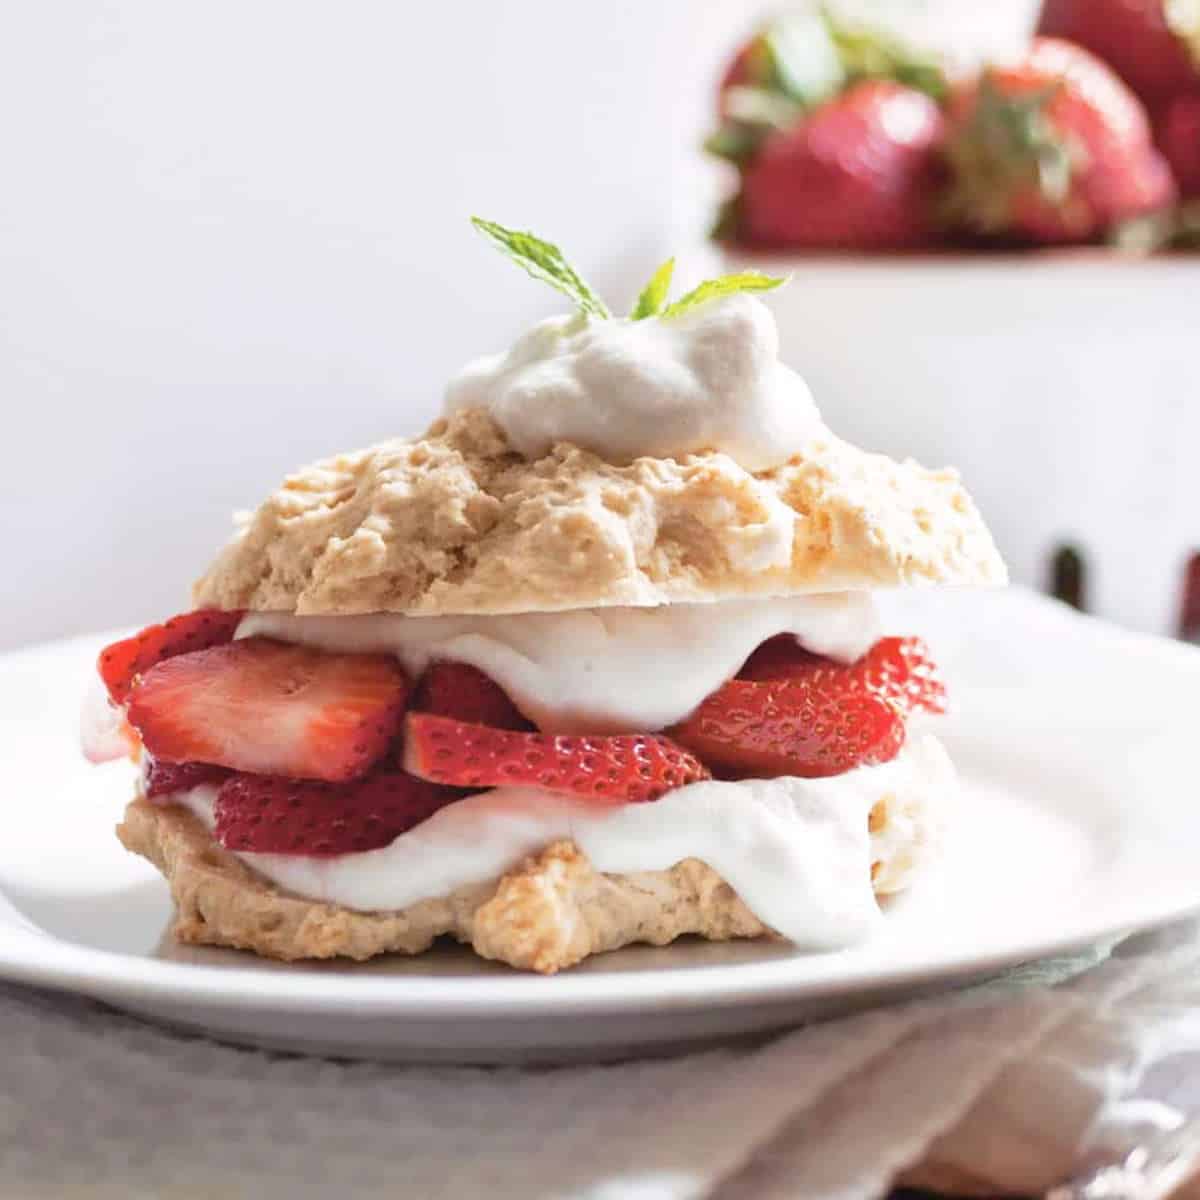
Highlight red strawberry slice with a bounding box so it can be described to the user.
[98,609,244,705]
[404,714,710,805]
[669,676,905,779]
[143,759,231,800]
[855,637,947,715]
[214,770,458,856]
[739,635,946,714]
[413,661,533,730]
[737,635,824,681]
[126,638,409,783]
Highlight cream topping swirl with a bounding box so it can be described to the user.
[443,293,822,471]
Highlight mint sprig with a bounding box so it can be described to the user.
[660,271,787,319]
[470,218,787,321]
[470,217,611,318]
[630,258,675,320]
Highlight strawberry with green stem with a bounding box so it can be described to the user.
[711,10,946,167]
[943,38,1175,243]
[739,79,947,250]
[708,12,950,248]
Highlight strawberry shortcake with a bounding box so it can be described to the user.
[83,220,1005,973]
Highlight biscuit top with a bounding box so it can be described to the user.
[193,403,1006,617]
[195,231,1006,616]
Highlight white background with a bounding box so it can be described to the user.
[0,1,764,648]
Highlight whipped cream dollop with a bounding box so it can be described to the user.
[171,735,951,948]
[238,592,881,734]
[443,293,823,471]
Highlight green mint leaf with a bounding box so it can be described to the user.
[630,258,675,320]
[470,217,611,318]
[661,271,787,319]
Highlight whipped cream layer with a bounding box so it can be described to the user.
[172,735,952,949]
[443,293,822,471]
[238,592,881,734]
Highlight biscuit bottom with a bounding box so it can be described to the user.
[118,789,926,973]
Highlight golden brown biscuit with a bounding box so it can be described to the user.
[193,407,1005,618]
[118,773,937,973]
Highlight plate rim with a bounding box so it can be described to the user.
[0,890,1190,1020]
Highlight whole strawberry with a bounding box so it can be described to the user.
[741,80,946,250]
[1157,91,1200,196]
[944,38,1175,243]
[1037,0,1200,105]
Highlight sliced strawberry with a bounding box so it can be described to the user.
[856,637,947,715]
[404,714,710,805]
[739,635,946,714]
[143,759,231,800]
[737,635,824,681]
[99,610,244,705]
[413,661,533,730]
[126,638,409,783]
[669,676,905,779]
[214,770,458,856]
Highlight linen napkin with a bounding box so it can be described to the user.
[4,918,1200,1199]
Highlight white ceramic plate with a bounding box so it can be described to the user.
[2,590,1198,1063]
